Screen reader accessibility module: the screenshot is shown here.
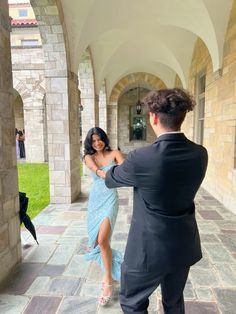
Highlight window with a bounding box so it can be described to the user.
[195,73,206,145]
[18,9,28,17]
[21,39,39,47]
[130,105,146,141]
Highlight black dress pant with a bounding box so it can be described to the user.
[120,263,190,314]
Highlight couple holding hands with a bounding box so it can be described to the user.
[84,88,208,314]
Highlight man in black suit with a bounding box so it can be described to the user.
[105,88,208,314]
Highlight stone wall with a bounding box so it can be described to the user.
[0,0,21,283]
[184,0,236,213]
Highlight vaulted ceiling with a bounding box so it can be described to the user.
[61,0,233,96]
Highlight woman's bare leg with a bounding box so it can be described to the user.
[97,217,112,296]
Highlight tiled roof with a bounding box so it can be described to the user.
[11,18,37,26]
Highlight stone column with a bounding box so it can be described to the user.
[0,0,21,283]
[107,101,118,149]
[31,0,81,203]
[99,82,107,132]
[81,94,98,140]
[24,101,47,162]
[46,72,81,203]
[79,51,98,142]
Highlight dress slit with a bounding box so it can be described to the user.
[85,162,123,281]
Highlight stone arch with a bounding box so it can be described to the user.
[12,88,24,131]
[108,72,166,149]
[30,0,81,203]
[13,75,47,162]
[78,48,98,143]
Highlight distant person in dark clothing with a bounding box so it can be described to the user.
[18,130,25,158]
[15,128,20,159]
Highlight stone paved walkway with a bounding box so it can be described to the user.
[0,176,236,314]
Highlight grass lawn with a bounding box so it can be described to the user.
[18,162,84,219]
[17,163,49,219]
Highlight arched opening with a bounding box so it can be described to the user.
[118,85,155,154]
[108,72,166,149]
[13,88,24,132]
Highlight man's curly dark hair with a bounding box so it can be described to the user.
[143,88,196,130]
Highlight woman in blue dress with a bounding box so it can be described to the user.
[84,127,124,306]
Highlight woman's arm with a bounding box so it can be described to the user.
[113,150,124,165]
[84,154,106,179]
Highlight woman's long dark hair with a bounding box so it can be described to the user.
[84,127,111,156]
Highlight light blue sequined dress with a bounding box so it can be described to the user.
[85,161,122,281]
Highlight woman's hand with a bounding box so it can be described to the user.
[96,169,106,179]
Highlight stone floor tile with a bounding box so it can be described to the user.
[214,264,236,287]
[76,237,90,254]
[23,244,57,263]
[221,229,236,234]
[23,296,62,314]
[189,268,220,287]
[25,276,51,295]
[48,244,77,265]
[38,264,66,277]
[119,198,129,205]
[184,280,196,300]
[0,263,44,295]
[214,221,236,231]
[195,287,215,301]
[59,211,86,221]
[21,243,35,258]
[200,234,221,243]
[113,232,128,241]
[217,234,236,253]
[111,241,126,253]
[86,262,103,283]
[203,243,235,263]
[193,254,212,268]
[214,288,236,314]
[56,236,85,245]
[46,278,81,296]
[70,220,87,228]
[184,301,220,313]
[197,221,221,234]
[63,254,89,278]
[37,225,66,234]
[97,301,122,314]
[148,291,158,311]
[32,215,55,225]
[35,234,61,244]
[0,295,30,314]
[63,227,87,237]
[198,210,223,220]
[57,296,98,314]
[79,282,101,298]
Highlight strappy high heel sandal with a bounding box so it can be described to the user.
[98,284,112,306]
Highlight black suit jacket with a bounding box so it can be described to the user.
[105,133,208,273]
